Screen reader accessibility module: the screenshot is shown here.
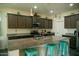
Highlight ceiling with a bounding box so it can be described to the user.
[0,3,79,16]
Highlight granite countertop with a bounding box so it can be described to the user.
[8,33,34,40]
[62,33,75,37]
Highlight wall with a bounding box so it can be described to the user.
[53,9,79,36]
[0,10,8,49]
[0,12,2,36]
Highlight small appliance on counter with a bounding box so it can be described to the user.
[30,30,41,40]
[30,30,40,35]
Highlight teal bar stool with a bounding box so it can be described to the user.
[45,44,58,56]
[24,48,39,56]
[59,40,69,56]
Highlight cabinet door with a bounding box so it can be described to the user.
[25,16,32,28]
[48,20,52,29]
[8,14,18,28]
[64,16,71,28]
[17,15,26,28]
[44,19,49,29]
[40,18,45,29]
[70,37,76,49]
[70,15,76,28]
[17,16,32,28]
[75,14,79,20]
[74,14,79,26]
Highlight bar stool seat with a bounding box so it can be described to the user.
[45,44,58,56]
[24,48,38,56]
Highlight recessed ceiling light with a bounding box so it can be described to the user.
[50,10,54,13]
[34,5,37,9]
[69,3,74,6]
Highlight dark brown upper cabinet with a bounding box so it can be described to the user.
[40,18,45,29]
[44,19,49,29]
[43,19,52,29]
[64,14,79,28]
[32,16,40,28]
[48,20,52,29]
[64,16,71,28]
[8,13,52,29]
[8,13,32,29]
[17,15,26,28]
[70,15,77,28]
[25,16,32,28]
[17,15,32,28]
[8,13,18,28]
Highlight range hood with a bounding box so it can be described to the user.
[32,22,40,28]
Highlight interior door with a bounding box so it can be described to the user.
[54,20,65,36]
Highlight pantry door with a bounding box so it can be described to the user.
[53,20,65,36]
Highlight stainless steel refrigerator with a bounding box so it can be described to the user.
[76,21,79,49]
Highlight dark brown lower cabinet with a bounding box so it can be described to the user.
[70,37,76,49]
[19,49,25,56]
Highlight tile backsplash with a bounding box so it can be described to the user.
[67,29,76,33]
[7,29,31,34]
[7,29,52,34]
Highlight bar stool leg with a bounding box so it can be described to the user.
[59,41,69,56]
[50,47,55,56]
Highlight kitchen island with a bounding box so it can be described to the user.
[8,33,69,56]
[8,35,69,50]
